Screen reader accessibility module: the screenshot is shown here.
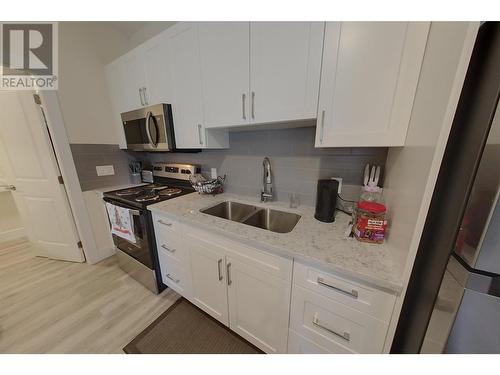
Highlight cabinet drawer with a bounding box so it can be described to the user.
[287,329,330,354]
[290,285,389,353]
[158,250,191,297]
[152,213,184,237]
[293,262,396,322]
[155,227,188,265]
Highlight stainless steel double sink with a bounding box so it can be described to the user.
[200,201,301,234]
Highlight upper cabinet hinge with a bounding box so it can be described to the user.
[77,241,83,249]
[58,175,64,185]
[33,94,41,105]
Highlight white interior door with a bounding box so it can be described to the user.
[0,91,85,262]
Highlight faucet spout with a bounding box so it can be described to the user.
[261,157,273,202]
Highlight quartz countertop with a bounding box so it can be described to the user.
[149,193,405,293]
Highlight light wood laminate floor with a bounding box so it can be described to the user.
[0,239,179,353]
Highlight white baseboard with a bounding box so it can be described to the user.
[0,227,26,243]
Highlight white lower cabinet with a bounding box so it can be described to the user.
[153,212,396,354]
[188,236,229,325]
[226,255,291,353]
[287,329,330,354]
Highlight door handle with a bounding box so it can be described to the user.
[242,93,246,120]
[317,277,359,299]
[312,315,350,342]
[197,124,204,145]
[143,87,149,105]
[319,110,325,143]
[251,91,255,120]
[217,258,223,281]
[161,244,176,253]
[139,88,145,106]
[226,262,232,285]
[0,184,16,191]
[166,274,180,283]
[158,219,172,227]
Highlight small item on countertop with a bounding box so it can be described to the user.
[314,179,339,223]
[289,193,300,208]
[189,174,226,195]
[353,201,387,244]
[129,161,142,184]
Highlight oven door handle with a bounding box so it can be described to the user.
[103,198,141,215]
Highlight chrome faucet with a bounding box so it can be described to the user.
[261,157,273,202]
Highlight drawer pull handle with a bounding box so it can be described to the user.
[317,277,359,299]
[161,244,176,253]
[158,219,172,227]
[312,316,350,342]
[166,274,180,283]
[217,258,223,281]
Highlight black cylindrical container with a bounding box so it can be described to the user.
[314,179,339,223]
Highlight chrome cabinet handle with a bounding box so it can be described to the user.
[143,86,149,105]
[161,244,176,253]
[312,316,350,342]
[197,124,203,145]
[242,93,246,120]
[139,88,145,106]
[158,219,172,227]
[319,110,325,143]
[166,274,180,283]
[217,258,223,281]
[0,184,16,191]
[226,262,232,285]
[251,91,255,119]
[317,277,359,299]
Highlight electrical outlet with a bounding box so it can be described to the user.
[96,165,115,176]
[331,177,342,194]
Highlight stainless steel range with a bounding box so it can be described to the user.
[103,163,199,293]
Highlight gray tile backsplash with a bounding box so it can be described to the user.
[70,144,137,191]
[136,127,388,206]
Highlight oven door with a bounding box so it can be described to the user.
[104,199,154,269]
[121,104,174,151]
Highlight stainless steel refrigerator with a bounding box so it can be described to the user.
[391,21,500,353]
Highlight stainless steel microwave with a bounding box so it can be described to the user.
[121,104,175,152]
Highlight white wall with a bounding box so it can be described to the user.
[381,22,479,351]
[57,22,176,146]
[57,22,130,145]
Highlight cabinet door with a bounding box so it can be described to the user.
[169,23,206,149]
[249,22,324,124]
[226,255,291,353]
[120,48,147,111]
[104,61,127,149]
[188,237,229,325]
[144,35,175,106]
[316,22,429,147]
[199,22,250,128]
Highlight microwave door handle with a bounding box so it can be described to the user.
[145,111,156,148]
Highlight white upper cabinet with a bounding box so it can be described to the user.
[120,48,148,111]
[167,23,205,149]
[316,22,430,147]
[249,22,324,124]
[199,22,250,128]
[143,35,175,106]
